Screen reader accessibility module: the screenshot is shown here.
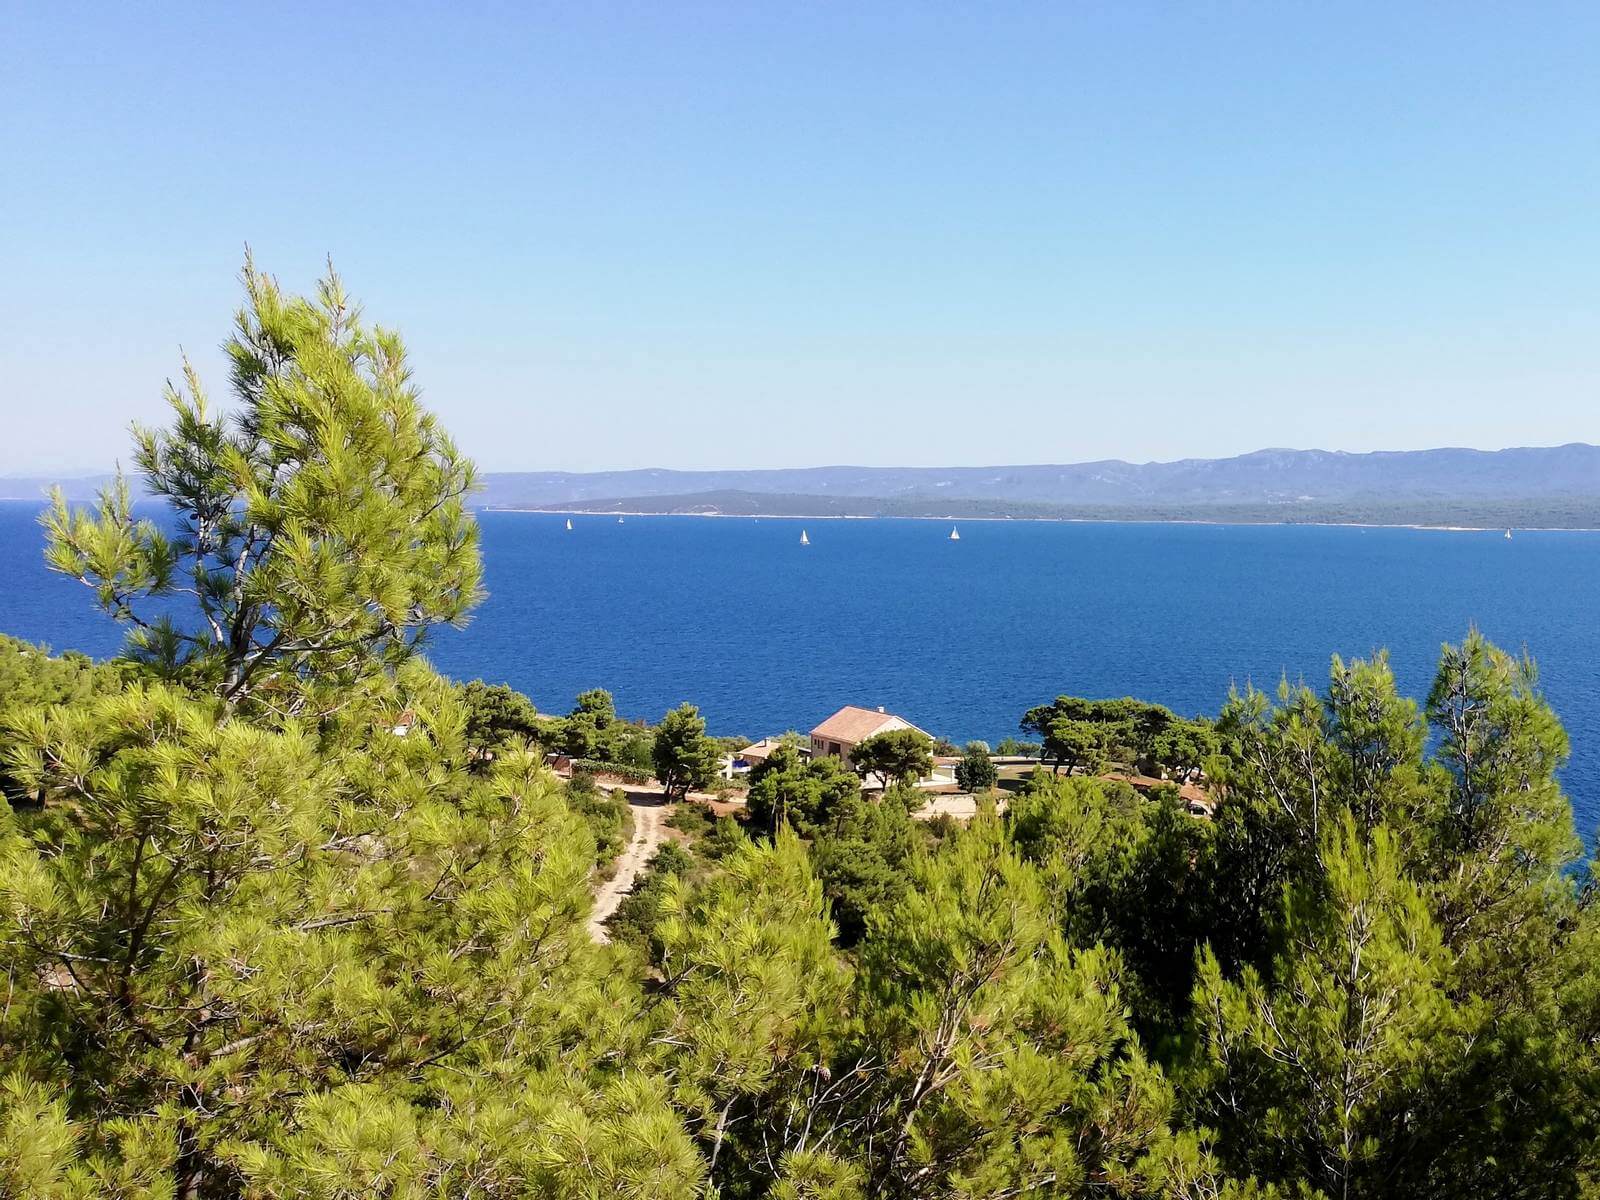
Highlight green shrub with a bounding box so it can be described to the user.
[568,758,653,785]
[606,840,695,957]
[566,780,632,868]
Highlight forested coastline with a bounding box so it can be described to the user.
[3,265,1598,1199]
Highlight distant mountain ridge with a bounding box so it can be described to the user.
[8,444,1598,510]
[473,444,1600,509]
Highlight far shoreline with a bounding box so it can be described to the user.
[2,497,1592,534]
[481,506,1600,534]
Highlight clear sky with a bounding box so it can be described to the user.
[3,2,1598,474]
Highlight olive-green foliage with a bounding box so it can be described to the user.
[839,807,1243,1198]
[703,813,751,861]
[743,749,917,945]
[0,637,125,805]
[560,687,616,758]
[745,744,861,834]
[667,799,720,839]
[655,831,849,1187]
[42,258,481,713]
[0,636,122,714]
[665,802,749,863]
[653,703,721,800]
[552,688,657,772]
[1192,816,1447,1198]
[988,636,1600,1199]
[849,727,934,789]
[565,772,633,868]
[609,724,658,773]
[806,786,921,947]
[10,616,1595,1198]
[1184,634,1597,1200]
[953,739,997,791]
[0,677,701,1197]
[606,840,695,956]
[1020,695,1215,778]
[1007,774,1212,1037]
[458,678,541,767]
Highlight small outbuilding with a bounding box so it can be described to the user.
[733,737,788,771]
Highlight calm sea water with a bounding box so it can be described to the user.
[3,502,1597,832]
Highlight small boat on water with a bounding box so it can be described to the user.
[799,529,810,546]
[617,517,624,524]
[565,518,573,531]
[949,526,960,541]
[1505,529,1513,540]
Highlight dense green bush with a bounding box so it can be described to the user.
[568,757,654,784]
[565,774,633,868]
[606,840,695,955]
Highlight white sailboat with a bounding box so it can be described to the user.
[949,526,960,541]
[617,517,624,524]
[799,529,810,546]
[565,518,573,531]
[1505,528,1513,540]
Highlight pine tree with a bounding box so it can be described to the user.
[653,703,720,800]
[849,728,934,790]
[42,256,481,714]
[847,808,1243,1198]
[0,642,695,1197]
[1192,815,1448,1196]
[655,831,848,1188]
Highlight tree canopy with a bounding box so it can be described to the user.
[654,703,721,800]
[1020,695,1215,780]
[458,679,541,766]
[42,256,481,714]
[954,739,998,792]
[849,728,934,790]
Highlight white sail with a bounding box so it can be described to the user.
[1505,529,1513,539]
[949,526,960,541]
[565,518,573,531]
[800,529,810,546]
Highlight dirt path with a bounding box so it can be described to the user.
[588,785,670,943]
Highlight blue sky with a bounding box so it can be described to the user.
[3,2,1598,474]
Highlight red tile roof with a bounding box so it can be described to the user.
[810,705,927,745]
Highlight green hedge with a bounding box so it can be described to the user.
[570,759,655,785]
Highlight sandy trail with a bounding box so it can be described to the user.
[588,785,670,943]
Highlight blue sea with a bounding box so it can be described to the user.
[3,502,1597,833]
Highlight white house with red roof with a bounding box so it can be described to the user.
[809,704,931,772]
